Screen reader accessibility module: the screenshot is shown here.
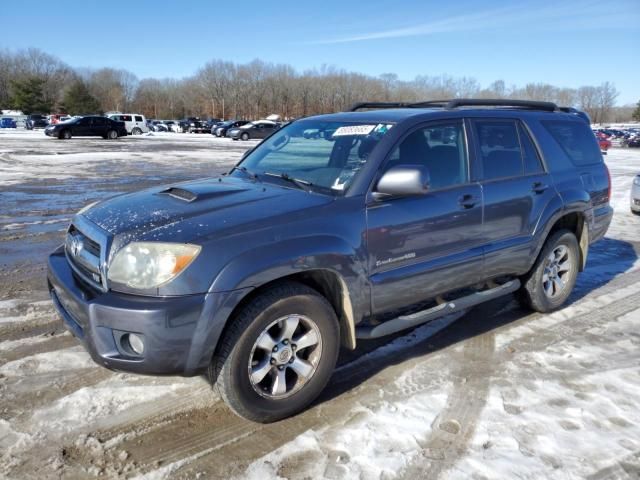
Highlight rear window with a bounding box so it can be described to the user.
[542,120,602,166]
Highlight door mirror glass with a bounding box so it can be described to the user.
[375,165,431,198]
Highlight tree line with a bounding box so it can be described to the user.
[1,48,637,123]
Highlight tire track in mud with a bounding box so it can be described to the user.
[400,330,497,479]
[0,332,76,365]
[0,368,111,422]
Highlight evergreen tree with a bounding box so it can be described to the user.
[62,81,101,115]
[633,100,640,122]
[10,76,52,114]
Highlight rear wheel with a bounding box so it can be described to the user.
[517,229,579,313]
[132,127,142,135]
[210,282,340,423]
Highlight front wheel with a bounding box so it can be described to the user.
[107,130,118,140]
[59,130,71,140]
[517,229,579,313]
[241,132,250,141]
[210,282,340,423]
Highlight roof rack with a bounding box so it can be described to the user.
[348,102,416,111]
[348,98,560,112]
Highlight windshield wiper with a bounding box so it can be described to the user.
[230,165,259,181]
[263,172,312,191]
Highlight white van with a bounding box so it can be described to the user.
[107,113,149,135]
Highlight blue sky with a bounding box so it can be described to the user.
[1,0,638,104]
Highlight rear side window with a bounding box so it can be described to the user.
[518,123,544,175]
[473,120,523,180]
[135,115,143,122]
[542,120,602,166]
[122,115,132,122]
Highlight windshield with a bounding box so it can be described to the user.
[234,120,394,195]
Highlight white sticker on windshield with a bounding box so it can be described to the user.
[333,125,376,136]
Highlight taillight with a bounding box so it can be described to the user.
[604,163,611,202]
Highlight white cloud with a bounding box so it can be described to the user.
[312,1,638,44]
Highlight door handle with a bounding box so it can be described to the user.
[458,194,478,209]
[532,182,549,194]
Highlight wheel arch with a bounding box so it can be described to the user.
[533,210,588,272]
[219,270,357,352]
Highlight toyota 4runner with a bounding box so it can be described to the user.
[47,99,613,422]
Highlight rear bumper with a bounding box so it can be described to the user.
[591,204,614,243]
[47,245,251,376]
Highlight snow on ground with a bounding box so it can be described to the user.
[0,129,256,186]
[0,140,639,479]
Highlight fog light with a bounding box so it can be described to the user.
[127,333,144,355]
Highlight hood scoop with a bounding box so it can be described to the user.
[159,187,198,202]
[158,181,247,203]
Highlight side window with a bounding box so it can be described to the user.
[474,120,523,180]
[123,115,132,122]
[386,123,468,190]
[518,123,544,175]
[541,120,602,166]
[135,115,143,122]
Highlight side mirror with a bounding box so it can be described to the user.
[374,164,430,199]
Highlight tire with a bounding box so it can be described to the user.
[107,130,118,140]
[241,132,250,141]
[631,209,640,216]
[210,282,340,423]
[132,128,142,135]
[59,129,71,140]
[517,229,579,313]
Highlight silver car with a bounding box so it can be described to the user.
[632,174,640,214]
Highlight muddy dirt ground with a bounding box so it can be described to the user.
[1,130,639,479]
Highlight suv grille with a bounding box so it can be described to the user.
[65,224,105,290]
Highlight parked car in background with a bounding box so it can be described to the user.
[107,113,149,135]
[26,114,49,129]
[179,118,209,133]
[598,136,611,153]
[205,118,222,130]
[0,117,17,128]
[149,120,169,132]
[49,114,70,125]
[213,120,249,137]
[165,120,178,132]
[632,174,640,215]
[228,120,280,140]
[44,116,127,139]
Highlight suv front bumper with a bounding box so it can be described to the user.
[47,245,249,376]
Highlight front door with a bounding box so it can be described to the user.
[366,121,484,315]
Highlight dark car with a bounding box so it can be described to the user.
[228,120,279,140]
[47,99,612,423]
[26,114,49,129]
[44,116,127,139]
[0,117,17,128]
[213,120,250,137]
[180,117,209,133]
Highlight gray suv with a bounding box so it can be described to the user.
[47,99,613,422]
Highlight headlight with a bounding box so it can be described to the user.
[78,201,98,215]
[634,176,640,186]
[108,242,201,289]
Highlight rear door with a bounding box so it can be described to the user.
[366,120,485,314]
[469,118,555,277]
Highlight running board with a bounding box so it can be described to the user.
[355,279,521,339]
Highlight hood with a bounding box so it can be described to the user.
[83,176,333,242]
